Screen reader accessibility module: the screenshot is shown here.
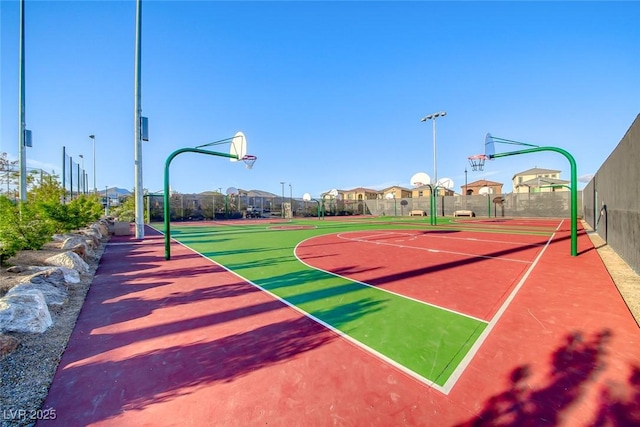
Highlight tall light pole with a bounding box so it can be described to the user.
[421,111,446,224]
[464,167,468,209]
[18,0,27,201]
[78,154,84,193]
[280,181,285,218]
[420,111,446,187]
[133,0,144,239]
[289,183,293,217]
[89,134,96,193]
[104,185,109,216]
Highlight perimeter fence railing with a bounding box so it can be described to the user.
[364,191,583,218]
[146,191,582,222]
[62,146,89,200]
[145,194,374,222]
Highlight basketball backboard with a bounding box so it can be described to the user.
[229,131,247,162]
[437,177,454,189]
[479,186,494,196]
[410,172,431,187]
[484,133,496,158]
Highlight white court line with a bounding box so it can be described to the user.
[161,226,550,395]
[339,229,550,247]
[164,230,456,394]
[440,230,555,393]
[293,236,486,323]
[336,231,532,264]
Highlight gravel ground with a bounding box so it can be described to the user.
[0,239,106,427]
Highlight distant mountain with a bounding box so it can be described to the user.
[104,187,132,197]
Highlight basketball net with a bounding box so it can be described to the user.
[242,155,257,169]
[468,154,487,171]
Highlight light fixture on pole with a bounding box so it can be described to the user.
[420,111,446,187]
[89,134,96,193]
[420,111,446,224]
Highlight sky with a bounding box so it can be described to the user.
[1,1,639,199]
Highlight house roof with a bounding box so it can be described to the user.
[382,185,411,192]
[343,187,381,193]
[463,179,503,187]
[513,167,561,179]
[520,177,570,186]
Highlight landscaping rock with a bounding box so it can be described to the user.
[7,282,68,308]
[0,290,52,333]
[45,251,89,274]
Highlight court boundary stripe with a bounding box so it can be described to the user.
[440,222,558,393]
[335,232,533,264]
[164,231,452,394]
[293,235,486,323]
[156,223,553,395]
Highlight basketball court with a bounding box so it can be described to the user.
[38,216,640,426]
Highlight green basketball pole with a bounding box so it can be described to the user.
[490,146,578,256]
[430,185,441,226]
[163,147,238,260]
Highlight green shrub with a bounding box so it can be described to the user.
[38,195,102,233]
[0,197,19,263]
[0,197,55,265]
[111,195,145,223]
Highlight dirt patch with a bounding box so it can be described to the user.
[0,242,70,296]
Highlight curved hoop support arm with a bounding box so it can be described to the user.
[164,148,238,260]
[491,146,578,256]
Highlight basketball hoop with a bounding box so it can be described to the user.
[468,154,487,171]
[241,154,257,169]
[413,182,424,187]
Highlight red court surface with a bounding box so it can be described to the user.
[295,229,548,321]
[39,224,640,426]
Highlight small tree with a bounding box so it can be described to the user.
[0,196,56,261]
[38,195,102,233]
[28,172,102,232]
[111,195,147,223]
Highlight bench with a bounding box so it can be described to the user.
[410,210,427,216]
[453,210,475,217]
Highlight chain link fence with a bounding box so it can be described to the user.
[365,191,582,218]
[146,191,582,221]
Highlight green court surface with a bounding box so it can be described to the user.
[154,217,550,390]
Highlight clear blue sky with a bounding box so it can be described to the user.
[1,1,639,198]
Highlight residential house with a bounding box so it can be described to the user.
[461,179,504,196]
[512,168,569,193]
[381,185,412,200]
